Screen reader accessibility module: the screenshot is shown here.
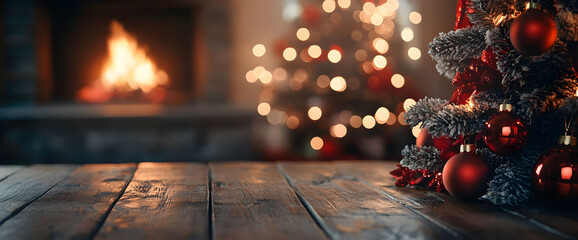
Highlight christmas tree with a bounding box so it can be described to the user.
[248,0,423,160]
[392,0,578,206]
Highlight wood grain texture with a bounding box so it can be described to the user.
[0,166,24,181]
[505,205,578,238]
[336,161,565,240]
[0,164,136,240]
[95,162,209,240]
[279,161,453,240]
[211,162,327,240]
[0,165,76,223]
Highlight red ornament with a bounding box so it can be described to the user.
[443,144,491,200]
[434,136,463,161]
[416,128,435,147]
[532,135,578,203]
[509,4,557,56]
[455,0,473,30]
[483,104,528,155]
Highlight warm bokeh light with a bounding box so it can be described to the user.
[245,70,257,83]
[267,110,288,125]
[370,14,384,26]
[337,0,351,9]
[294,69,308,82]
[252,44,266,57]
[259,70,273,84]
[317,75,331,88]
[286,116,300,129]
[391,74,405,88]
[100,21,169,93]
[412,125,421,137]
[355,49,368,61]
[409,11,422,24]
[375,107,390,124]
[283,47,297,61]
[351,31,363,41]
[386,112,396,125]
[296,28,310,41]
[308,106,323,120]
[350,115,362,128]
[310,137,324,150]
[403,98,417,111]
[327,49,342,63]
[257,102,271,116]
[362,115,376,129]
[372,55,387,69]
[308,45,322,58]
[408,47,421,60]
[372,38,389,54]
[322,0,336,13]
[272,68,287,81]
[401,28,414,42]
[330,124,348,138]
[330,76,347,92]
[398,112,407,125]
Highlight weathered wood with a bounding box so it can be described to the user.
[0,165,24,181]
[211,162,327,240]
[0,164,136,240]
[279,161,453,240]
[506,204,578,238]
[0,165,76,224]
[336,161,566,240]
[95,162,209,240]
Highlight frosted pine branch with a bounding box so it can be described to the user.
[422,104,491,138]
[400,145,443,172]
[556,8,578,41]
[519,76,578,115]
[485,149,539,206]
[428,28,487,78]
[559,96,578,114]
[404,97,449,127]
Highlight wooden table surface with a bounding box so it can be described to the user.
[0,161,576,240]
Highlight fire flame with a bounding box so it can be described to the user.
[100,21,169,93]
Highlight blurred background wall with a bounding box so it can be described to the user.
[0,0,456,164]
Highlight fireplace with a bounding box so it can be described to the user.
[0,0,256,163]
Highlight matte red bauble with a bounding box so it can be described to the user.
[443,144,491,200]
[416,128,435,147]
[483,104,528,155]
[509,4,557,56]
[532,135,578,203]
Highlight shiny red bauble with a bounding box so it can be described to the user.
[416,128,435,147]
[443,144,491,200]
[532,136,578,203]
[483,105,528,155]
[509,8,557,56]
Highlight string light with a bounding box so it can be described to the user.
[257,102,271,116]
[327,49,342,63]
[252,44,266,57]
[375,107,390,124]
[322,0,336,13]
[317,75,331,88]
[330,124,347,138]
[337,0,351,9]
[308,45,322,58]
[287,116,300,129]
[372,55,387,69]
[401,28,414,42]
[403,98,417,111]
[350,115,362,128]
[408,47,421,60]
[409,12,422,24]
[308,106,323,120]
[391,74,405,88]
[362,115,376,129]
[412,125,421,137]
[283,47,297,61]
[296,28,310,41]
[372,38,389,54]
[330,76,347,92]
[310,137,324,150]
[398,112,407,125]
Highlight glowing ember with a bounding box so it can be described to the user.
[100,21,169,93]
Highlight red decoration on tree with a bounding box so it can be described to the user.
[532,135,578,203]
[443,143,491,200]
[455,0,473,30]
[509,4,557,56]
[434,136,463,161]
[390,164,445,192]
[483,104,528,155]
[416,128,435,147]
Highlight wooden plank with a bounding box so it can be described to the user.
[94,162,209,240]
[505,203,578,238]
[0,165,76,224]
[211,162,328,240]
[0,164,136,240]
[279,162,454,240]
[336,161,567,239]
[0,165,25,181]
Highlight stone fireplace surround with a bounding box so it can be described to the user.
[0,0,256,163]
